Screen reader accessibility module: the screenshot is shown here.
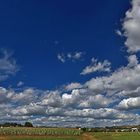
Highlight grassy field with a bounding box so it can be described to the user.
[1,128,140,140]
[0,127,82,136]
[0,127,81,140]
[93,132,140,140]
[0,136,80,140]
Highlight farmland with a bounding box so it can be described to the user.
[93,132,140,140]
[0,127,81,136]
[0,137,79,140]
[0,127,82,140]
[0,128,140,140]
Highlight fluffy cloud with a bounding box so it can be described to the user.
[65,82,82,91]
[0,81,140,127]
[0,87,13,103]
[31,115,140,127]
[64,108,137,120]
[12,88,39,105]
[41,90,62,107]
[79,94,112,108]
[86,63,140,96]
[127,54,138,67]
[1,0,140,127]
[81,58,111,75]
[117,87,140,97]
[57,52,84,63]
[2,55,140,126]
[0,49,18,81]
[117,97,140,110]
[123,0,140,53]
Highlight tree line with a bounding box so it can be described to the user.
[0,122,33,127]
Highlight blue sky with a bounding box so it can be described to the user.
[0,0,129,89]
[1,0,140,127]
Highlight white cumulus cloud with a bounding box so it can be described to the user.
[0,49,18,81]
[81,58,111,75]
[117,97,140,110]
[123,0,140,53]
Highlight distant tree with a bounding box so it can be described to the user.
[81,127,87,132]
[24,122,33,127]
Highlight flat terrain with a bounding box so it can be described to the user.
[0,137,79,140]
[0,127,82,140]
[82,133,96,140]
[93,132,140,140]
[0,136,81,140]
[0,128,140,140]
[0,133,95,140]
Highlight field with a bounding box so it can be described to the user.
[93,132,140,140]
[0,137,79,140]
[0,128,140,140]
[0,127,82,140]
[0,127,81,136]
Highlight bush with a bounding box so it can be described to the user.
[24,122,33,127]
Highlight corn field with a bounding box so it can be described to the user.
[0,127,82,136]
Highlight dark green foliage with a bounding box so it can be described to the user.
[0,123,22,127]
[24,122,33,127]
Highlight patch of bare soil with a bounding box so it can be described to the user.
[82,133,97,140]
[0,137,8,140]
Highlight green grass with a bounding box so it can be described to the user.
[10,138,78,140]
[93,132,140,140]
[0,127,82,136]
[0,127,81,140]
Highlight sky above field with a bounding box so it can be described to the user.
[1,0,140,127]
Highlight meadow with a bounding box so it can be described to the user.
[0,128,140,140]
[0,127,82,140]
[93,132,140,140]
[0,127,81,136]
[2,137,79,140]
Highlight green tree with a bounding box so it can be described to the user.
[24,122,33,127]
